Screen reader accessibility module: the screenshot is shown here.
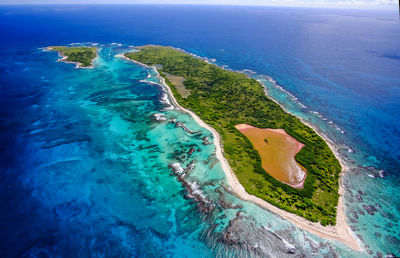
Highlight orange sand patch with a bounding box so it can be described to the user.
[235,124,307,188]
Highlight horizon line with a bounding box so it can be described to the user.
[0,2,396,10]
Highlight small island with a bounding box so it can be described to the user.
[46,46,97,68]
[122,46,361,250]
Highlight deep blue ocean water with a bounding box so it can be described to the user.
[0,5,399,257]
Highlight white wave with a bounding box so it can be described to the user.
[343,145,354,153]
[185,181,211,205]
[162,105,174,111]
[328,121,345,134]
[160,92,171,106]
[310,110,332,123]
[169,163,184,174]
[258,75,307,109]
[241,69,256,75]
[153,113,167,121]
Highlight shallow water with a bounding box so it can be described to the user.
[0,5,399,257]
[0,44,360,257]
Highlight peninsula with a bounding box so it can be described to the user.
[46,46,97,68]
[123,45,361,250]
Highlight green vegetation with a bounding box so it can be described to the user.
[125,45,341,226]
[48,46,97,67]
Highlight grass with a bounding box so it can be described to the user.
[164,72,191,98]
[124,45,341,226]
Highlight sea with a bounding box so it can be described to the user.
[0,5,399,257]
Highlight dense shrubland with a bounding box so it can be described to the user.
[49,46,97,67]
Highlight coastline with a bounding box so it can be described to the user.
[257,78,363,250]
[118,54,363,252]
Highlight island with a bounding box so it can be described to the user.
[123,45,361,250]
[46,46,97,68]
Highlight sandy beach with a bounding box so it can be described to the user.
[119,55,363,252]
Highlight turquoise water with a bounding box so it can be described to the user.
[256,75,400,257]
[0,44,361,257]
[1,5,400,257]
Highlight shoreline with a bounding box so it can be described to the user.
[256,78,363,250]
[118,54,363,252]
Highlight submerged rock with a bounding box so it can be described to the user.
[384,235,400,246]
[215,188,243,210]
[363,205,377,215]
[168,161,215,214]
[358,190,367,195]
[175,121,201,134]
[202,136,212,145]
[187,147,196,156]
[351,209,359,219]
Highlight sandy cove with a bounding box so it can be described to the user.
[118,54,363,252]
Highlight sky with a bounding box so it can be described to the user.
[0,0,397,9]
